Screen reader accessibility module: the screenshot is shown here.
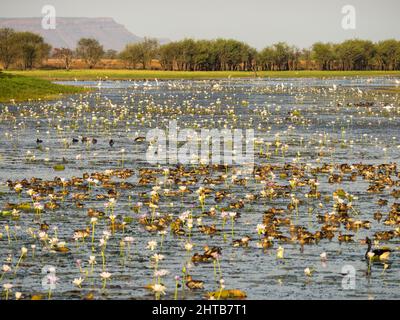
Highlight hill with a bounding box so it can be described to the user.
[0,17,167,50]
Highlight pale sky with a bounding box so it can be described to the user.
[0,0,399,49]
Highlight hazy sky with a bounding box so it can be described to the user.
[1,0,399,49]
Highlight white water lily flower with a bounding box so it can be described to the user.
[256,224,266,234]
[147,240,157,251]
[184,242,194,251]
[152,253,164,262]
[154,269,169,277]
[3,283,13,290]
[304,267,313,277]
[276,246,284,259]
[367,252,375,259]
[151,284,166,295]
[73,277,84,287]
[88,256,97,265]
[2,265,11,272]
[124,236,134,243]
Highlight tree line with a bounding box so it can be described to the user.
[1,27,400,71]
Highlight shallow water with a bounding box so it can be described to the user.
[0,77,400,300]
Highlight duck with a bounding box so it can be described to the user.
[134,136,146,142]
[365,237,391,261]
[191,253,212,263]
[203,246,222,258]
[373,211,383,222]
[109,139,115,147]
[87,208,105,217]
[377,199,388,207]
[391,189,400,198]
[40,222,50,231]
[373,231,395,241]
[36,138,43,144]
[198,224,218,235]
[45,202,60,210]
[73,227,90,240]
[259,237,274,249]
[191,246,221,263]
[185,275,204,289]
[232,236,251,247]
[338,232,354,243]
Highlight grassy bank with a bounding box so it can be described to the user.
[0,72,87,103]
[6,70,400,81]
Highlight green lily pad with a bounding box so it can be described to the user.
[123,216,134,224]
[1,211,12,217]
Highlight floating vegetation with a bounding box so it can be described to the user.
[0,77,400,300]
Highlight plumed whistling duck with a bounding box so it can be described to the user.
[365,237,391,261]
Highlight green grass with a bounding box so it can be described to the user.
[372,87,400,94]
[0,72,87,102]
[2,70,399,102]
[6,70,400,81]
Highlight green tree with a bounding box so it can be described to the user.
[258,47,276,70]
[104,49,118,59]
[300,48,312,70]
[312,42,335,70]
[335,40,375,70]
[119,43,142,69]
[76,38,104,69]
[375,39,400,70]
[272,42,292,70]
[158,42,179,70]
[120,38,159,70]
[13,32,51,70]
[0,28,18,70]
[138,37,159,69]
[53,47,74,70]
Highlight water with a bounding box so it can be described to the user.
[0,77,399,300]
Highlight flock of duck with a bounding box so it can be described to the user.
[0,78,399,300]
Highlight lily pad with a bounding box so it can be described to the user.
[206,289,247,299]
[123,216,134,224]
[53,164,66,171]
[5,202,33,212]
[17,203,33,212]
[1,210,12,217]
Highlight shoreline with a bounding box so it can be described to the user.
[5,70,400,81]
[0,73,89,103]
